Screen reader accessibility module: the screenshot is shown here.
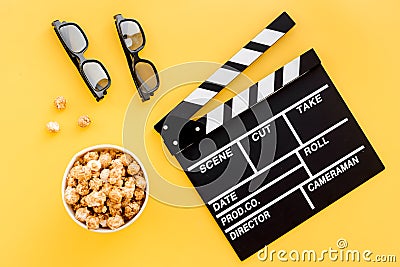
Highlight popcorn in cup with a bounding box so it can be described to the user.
[62,144,149,232]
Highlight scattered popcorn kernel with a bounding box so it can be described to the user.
[107,215,124,230]
[65,186,80,205]
[78,115,91,128]
[75,207,90,223]
[134,188,145,201]
[86,215,100,230]
[46,121,60,133]
[54,96,67,110]
[127,161,141,175]
[134,175,147,190]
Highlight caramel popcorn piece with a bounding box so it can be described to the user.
[124,177,136,188]
[83,151,99,163]
[134,175,147,190]
[85,191,106,207]
[99,152,112,168]
[107,199,122,216]
[124,202,140,220]
[54,96,67,110]
[101,183,112,196]
[121,197,131,208]
[76,182,90,196]
[108,149,117,159]
[121,187,135,200]
[80,196,88,207]
[110,159,124,170]
[93,205,107,214]
[109,207,122,216]
[119,154,133,166]
[72,203,83,211]
[70,165,91,182]
[99,214,109,228]
[134,188,145,201]
[66,175,77,187]
[107,215,124,230]
[46,121,60,133]
[86,215,100,230]
[109,168,123,184]
[127,161,141,175]
[109,187,123,203]
[87,160,101,172]
[75,207,90,223]
[78,115,91,128]
[88,177,102,191]
[65,186,80,205]
[100,169,110,182]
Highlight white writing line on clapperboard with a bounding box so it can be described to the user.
[187,84,330,172]
[214,118,348,218]
[224,145,365,235]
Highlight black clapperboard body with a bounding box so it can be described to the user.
[154,12,384,261]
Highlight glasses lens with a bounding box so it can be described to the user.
[59,24,87,53]
[82,62,110,91]
[120,21,143,51]
[134,61,158,93]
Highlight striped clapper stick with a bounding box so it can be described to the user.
[155,12,295,155]
[200,49,321,135]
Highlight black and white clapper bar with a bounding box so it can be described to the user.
[154,12,384,261]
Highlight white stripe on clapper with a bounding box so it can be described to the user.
[207,68,240,87]
[282,56,300,85]
[232,89,250,117]
[257,71,275,102]
[206,104,224,134]
[252,29,285,46]
[229,48,262,66]
[184,88,218,106]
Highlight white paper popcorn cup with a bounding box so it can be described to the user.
[62,144,149,233]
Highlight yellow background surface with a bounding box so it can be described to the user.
[0,0,399,266]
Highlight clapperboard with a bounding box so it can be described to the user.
[154,12,384,260]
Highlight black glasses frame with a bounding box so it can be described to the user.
[52,20,111,101]
[114,14,160,101]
